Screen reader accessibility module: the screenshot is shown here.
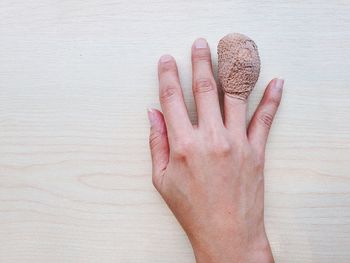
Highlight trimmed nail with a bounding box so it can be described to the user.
[275,78,284,90]
[159,54,173,63]
[194,38,208,49]
[147,108,156,126]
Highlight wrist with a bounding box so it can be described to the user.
[189,228,274,263]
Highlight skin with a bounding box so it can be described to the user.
[147,37,284,263]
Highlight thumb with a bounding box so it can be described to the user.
[147,108,169,189]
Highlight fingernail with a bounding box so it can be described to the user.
[159,54,173,63]
[147,108,156,126]
[194,38,208,49]
[275,78,284,90]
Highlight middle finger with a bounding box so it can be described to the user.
[191,38,223,129]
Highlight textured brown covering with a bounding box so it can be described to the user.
[217,33,260,99]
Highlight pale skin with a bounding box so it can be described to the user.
[148,38,284,263]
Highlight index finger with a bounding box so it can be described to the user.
[248,78,284,154]
[158,55,192,140]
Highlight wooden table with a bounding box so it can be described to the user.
[1,0,349,262]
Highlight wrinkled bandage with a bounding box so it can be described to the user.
[217,33,260,100]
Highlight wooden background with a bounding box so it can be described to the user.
[0,0,349,262]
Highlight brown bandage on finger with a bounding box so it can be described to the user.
[217,33,261,100]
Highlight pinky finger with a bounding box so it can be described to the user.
[247,78,284,154]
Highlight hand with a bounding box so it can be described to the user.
[148,38,283,263]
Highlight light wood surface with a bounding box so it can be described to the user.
[1,0,350,262]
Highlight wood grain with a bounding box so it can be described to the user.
[0,0,349,262]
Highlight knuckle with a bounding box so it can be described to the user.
[254,153,265,171]
[209,139,232,157]
[149,130,163,150]
[266,95,281,108]
[192,49,211,63]
[193,78,216,94]
[172,139,194,159]
[159,85,178,103]
[257,111,274,129]
[235,142,250,161]
[231,137,246,152]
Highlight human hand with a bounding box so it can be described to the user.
[148,38,283,263]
